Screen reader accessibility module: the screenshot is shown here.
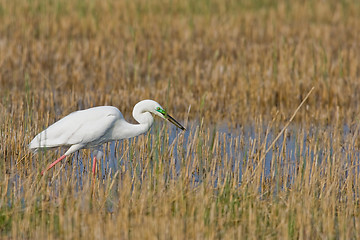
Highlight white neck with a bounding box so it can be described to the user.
[112,105,154,140]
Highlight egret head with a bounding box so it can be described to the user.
[135,100,185,130]
[133,100,185,130]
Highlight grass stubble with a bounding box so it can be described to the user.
[1,0,360,239]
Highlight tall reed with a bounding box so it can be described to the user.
[1,0,360,239]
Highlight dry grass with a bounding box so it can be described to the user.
[1,0,360,239]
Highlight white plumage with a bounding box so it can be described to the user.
[29,100,185,175]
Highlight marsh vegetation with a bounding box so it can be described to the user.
[1,0,360,238]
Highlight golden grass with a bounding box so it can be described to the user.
[1,0,360,239]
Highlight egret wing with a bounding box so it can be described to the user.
[29,106,122,150]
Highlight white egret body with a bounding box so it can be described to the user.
[29,100,185,175]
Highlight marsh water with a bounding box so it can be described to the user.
[8,121,359,196]
[34,122,357,188]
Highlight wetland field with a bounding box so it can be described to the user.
[1,0,360,239]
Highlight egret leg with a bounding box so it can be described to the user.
[91,156,98,196]
[92,149,103,176]
[41,154,67,175]
[92,156,97,175]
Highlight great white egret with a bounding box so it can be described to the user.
[29,100,185,175]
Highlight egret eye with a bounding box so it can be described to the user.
[156,107,166,116]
